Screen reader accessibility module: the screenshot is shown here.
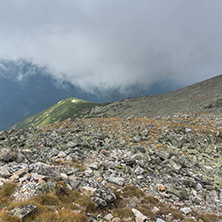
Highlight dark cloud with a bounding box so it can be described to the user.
[0,0,222,92]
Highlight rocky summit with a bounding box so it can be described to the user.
[0,114,222,221]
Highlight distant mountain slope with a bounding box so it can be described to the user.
[88,74,222,118]
[13,74,222,129]
[13,97,104,129]
[0,59,181,131]
[0,59,99,131]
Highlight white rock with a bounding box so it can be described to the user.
[13,168,28,177]
[104,213,114,221]
[60,173,68,180]
[196,183,202,191]
[185,127,193,133]
[31,173,45,181]
[132,208,147,222]
[180,207,192,215]
[89,163,98,170]
[57,151,66,158]
[156,218,166,222]
[152,206,160,213]
[80,186,97,197]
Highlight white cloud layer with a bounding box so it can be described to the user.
[0,0,222,92]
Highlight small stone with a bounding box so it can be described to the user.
[0,165,12,178]
[185,127,193,133]
[60,173,68,180]
[10,174,19,182]
[165,184,188,200]
[133,135,142,142]
[204,185,215,191]
[92,197,107,207]
[13,168,28,178]
[97,177,103,182]
[89,163,98,169]
[19,174,31,183]
[196,183,202,191]
[132,208,147,222]
[112,218,121,222]
[152,206,160,213]
[156,218,166,222]
[58,151,66,158]
[158,185,166,192]
[31,173,46,181]
[0,148,17,162]
[104,213,113,221]
[80,186,96,197]
[180,207,192,215]
[135,166,145,175]
[37,144,44,149]
[104,174,125,186]
[101,150,108,156]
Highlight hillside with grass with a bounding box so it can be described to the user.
[13,97,105,129]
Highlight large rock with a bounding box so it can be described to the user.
[132,208,147,222]
[104,174,125,186]
[0,148,17,162]
[165,184,189,200]
[29,162,61,180]
[9,205,36,219]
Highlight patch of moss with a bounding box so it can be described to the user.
[0,210,21,222]
[138,208,155,220]
[122,186,144,198]
[0,183,17,208]
[142,195,159,206]
[197,213,222,222]
[33,193,59,206]
[158,207,184,220]
[73,162,85,171]
[31,209,88,222]
[113,208,134,219]
[54,182,96,213]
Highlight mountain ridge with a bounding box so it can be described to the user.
[13,74,222,129]
[0,59,181,131]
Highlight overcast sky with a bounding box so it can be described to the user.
[0,0,222,93]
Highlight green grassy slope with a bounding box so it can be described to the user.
[13,97,104,129]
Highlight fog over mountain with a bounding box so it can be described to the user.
[0,1,222,92]
[0,59,180,131]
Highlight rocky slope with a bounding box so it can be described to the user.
[1,113,222,221]
[89,74,222,118]
[13,74,222,129]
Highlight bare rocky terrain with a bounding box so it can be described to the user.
[89,74,222,118]
[1,113,222,221]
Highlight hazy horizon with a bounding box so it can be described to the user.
[0,0,221,94]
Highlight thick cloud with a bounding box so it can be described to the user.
[0,0,222,92]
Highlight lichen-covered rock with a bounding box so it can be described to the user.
[0,148,17,162]
[9,204,36,219]
[29,162,61,180]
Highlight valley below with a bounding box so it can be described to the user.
[0,113,222,221]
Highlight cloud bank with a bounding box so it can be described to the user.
[0,0,222,92]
